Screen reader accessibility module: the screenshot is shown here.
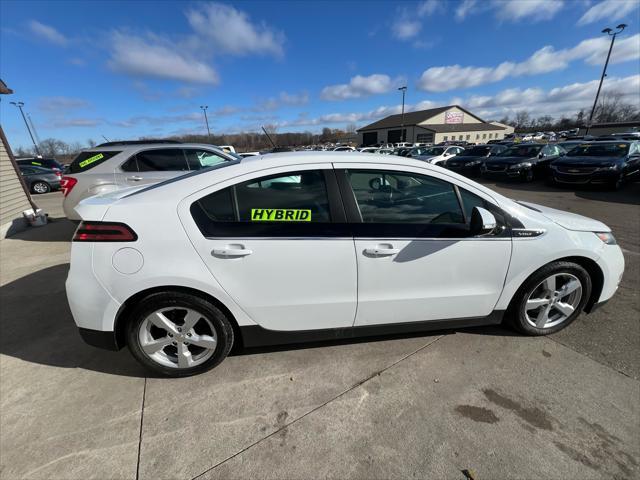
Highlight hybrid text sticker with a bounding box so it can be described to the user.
[251,208,311,222]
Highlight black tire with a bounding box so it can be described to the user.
[609,174,624,191]
[126,291,234,377]
[31,181,50,194]
[506,261,592,336]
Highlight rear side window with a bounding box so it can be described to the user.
[69,151,121,174]
[190,170,333,236]
[134,149,189,172]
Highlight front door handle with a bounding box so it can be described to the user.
[212,247,253,257]
[127,176,143,182]
[364,245,400,256]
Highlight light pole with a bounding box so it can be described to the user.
[200,105,211,139]
[398,86,407,143]
[10,101,40,155]
[585,24,626,136]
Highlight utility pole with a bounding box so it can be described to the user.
[10,101,40,155]
[585,24,626,136]
[27,113,42,147]
[398,86,407,143]
[200,105,211,139]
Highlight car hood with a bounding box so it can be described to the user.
[486,156,536,165]
[552,156,624,167]
[517,201,610,232]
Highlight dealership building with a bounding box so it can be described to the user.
[357,105,513,146]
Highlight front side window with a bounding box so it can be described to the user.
[346,170,464,224]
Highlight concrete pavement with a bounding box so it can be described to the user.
[1,185,638,480]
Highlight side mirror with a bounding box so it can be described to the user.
[470,207,497,236]
[538,152,545,159]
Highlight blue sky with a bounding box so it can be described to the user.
[1,0,639,149]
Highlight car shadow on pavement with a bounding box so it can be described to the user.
[1,263,521,377]
[0,263,147,378]
[9,217,76,242]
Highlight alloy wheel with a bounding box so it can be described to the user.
[524,273,582,329]
[138,307,218,369]
[33,182,49,194]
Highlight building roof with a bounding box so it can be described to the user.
[357,105,491,132]
[418,123,505,133]
[0,79,13,95]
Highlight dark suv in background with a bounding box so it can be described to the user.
[481,143,566,182]
[17,157,65,174]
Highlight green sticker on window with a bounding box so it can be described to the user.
[32,161,42,166]
[251,208,311,222]
[79,153,104,168]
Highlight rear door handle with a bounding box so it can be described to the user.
[364,245,400,256]
[127,176,143,181]
[212,247,253,257]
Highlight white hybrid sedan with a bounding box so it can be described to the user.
[66,152,624,377]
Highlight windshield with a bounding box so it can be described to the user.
[566,143,629,157]
[462,146,490,156]
[499,145,542,157]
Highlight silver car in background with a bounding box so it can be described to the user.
[61,141,236,221]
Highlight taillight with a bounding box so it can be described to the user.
[60,176,78,197]
[73,221,138,242]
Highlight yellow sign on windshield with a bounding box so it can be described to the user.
[251,208,311,222]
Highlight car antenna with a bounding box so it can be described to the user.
[101,135,110,142]
[261,126,276,148]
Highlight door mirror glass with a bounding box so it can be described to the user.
[470,207,496,236]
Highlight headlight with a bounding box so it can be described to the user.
[596,164,620,171]
[466,160,481,166]
[508,162,532,169]
[595,232,617,245]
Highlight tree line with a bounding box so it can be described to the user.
[13,92,638,159]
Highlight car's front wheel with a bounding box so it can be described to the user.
[31,181,50,194]
[126,292,234,377]
[507,261,592,335]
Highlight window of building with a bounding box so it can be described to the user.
[466,134,470,141]
[443,136,448,141]
[482,134,487,139]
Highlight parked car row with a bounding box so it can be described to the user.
[437,140,639,190]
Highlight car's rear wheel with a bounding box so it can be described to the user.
[31,181,50,194]
[507,261,592,335]
[126,292,234,377]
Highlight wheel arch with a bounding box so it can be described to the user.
[113,285,243,350]
[557,255,604,313]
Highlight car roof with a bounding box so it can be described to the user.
[81,143,228,152]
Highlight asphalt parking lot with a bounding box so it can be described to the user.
[1,180,638,480]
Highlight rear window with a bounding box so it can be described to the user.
[69,151,121,174]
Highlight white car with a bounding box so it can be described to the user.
[67,152,624,376]
[413,145,465,164]
[333,146,356,152]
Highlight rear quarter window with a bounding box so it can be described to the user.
[69,151,121,174]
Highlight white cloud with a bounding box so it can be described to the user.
[108,32,219,84]
[321,74,404,100]
[417,0,445,16]
[37,96,90,112]
[256,91,309,111]
[455,0,478,20]
[391,19,422,40]
[28,20,68,46]
[462,74,640,119]
[454,0,563,22]
[418,33,640,92]
[186,3,284,57]
[493,0,564,22]
[578,0,639,25]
